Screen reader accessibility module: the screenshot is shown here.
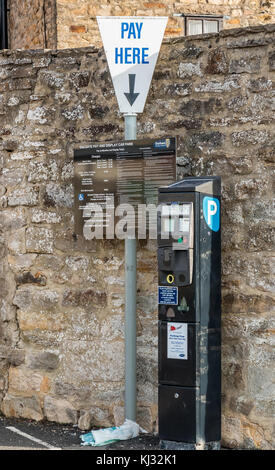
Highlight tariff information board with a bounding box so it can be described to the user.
[167,322,188,360]
[74,137,176,236]
[158,286,178,305]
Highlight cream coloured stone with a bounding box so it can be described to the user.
[1,394,43,421]
[44,395,78,424]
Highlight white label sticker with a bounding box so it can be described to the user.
[167,322,188,360]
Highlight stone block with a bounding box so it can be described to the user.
[222,291,274,314]
[26,351,59,372]
[78,410,92,431]
[234,178,269,200]
[62,288,107,308]
[61,104,84,121]
[229,56,261,74]
[31,209,61,224]
[28,160,58,182]
[53,380,93,408]
[69,72,90,89]
[43,183,73,208]
[269,51,275,71]
[113,405,124,426]
[169,44,203,60]
[164,82,192,97]
[18,311,65,332]
[44,396,78,424]
[15,271,47,286]
[1,394,43,421]
[0,300,17,322]
[65,256,89,271]
[32,56,51,68]
[166,118,202,130]
[81,123,119,138]
[227,95,248,112]
[7,349,25,367]
[1,208,26,232]
[9,78,35,90]
[26,227,54,254]
[188,131,224,149]
[35,288,59,307]
[21,330,64,348]
[26,106,55,125]
[8,187,39,206]
[221,416,243,449]
[34,254,64,271]
[70,25,86,33]
[177,62,202,79]
[7,228,26,255]
[247,77,272,92]
[60,340,124,383]
[79,406,111,430]
[245,223,274,251]
[38,71,66,90]
[61,161,73,181]
[137,407,155,433]
[12,289,32,310]
[205,49,228,74]
[231,129,269,146]
[8,366,44,392]
[179,98,221,117]
[0,167,25,186]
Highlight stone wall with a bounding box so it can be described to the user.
[8,0,57,50]
[7,0,275,50]
[0,24,274,449]
[56,0,275,48]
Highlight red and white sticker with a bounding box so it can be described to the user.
[167,322,188,360]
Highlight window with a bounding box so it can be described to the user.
[185,15,223,36]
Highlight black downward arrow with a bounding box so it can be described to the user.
[124,74,139,106]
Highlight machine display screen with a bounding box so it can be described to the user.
[161,203,192,235]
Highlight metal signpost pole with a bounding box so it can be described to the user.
[124,113,137,422]
[97,15,168,425]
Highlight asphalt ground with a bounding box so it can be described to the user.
[1,415,261,456]
[0,415,160,450]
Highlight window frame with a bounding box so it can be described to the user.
[184,14,223,36]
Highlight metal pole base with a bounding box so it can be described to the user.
[160,440,221,450]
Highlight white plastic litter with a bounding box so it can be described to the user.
[80,419,142,447]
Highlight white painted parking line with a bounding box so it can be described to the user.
[6,426,62,450]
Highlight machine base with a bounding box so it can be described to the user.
[160,440,221,450]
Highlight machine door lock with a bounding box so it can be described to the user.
[166,274,175,284]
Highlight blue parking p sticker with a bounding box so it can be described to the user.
[203,197,220,232]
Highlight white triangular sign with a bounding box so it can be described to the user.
[97,16,168,114]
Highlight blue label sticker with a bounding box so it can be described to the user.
[154,139,170,149]
[78,194,84,201]
[203,196,220,232]
[158,286,178,305]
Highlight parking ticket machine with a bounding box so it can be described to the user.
[158,176,221,450]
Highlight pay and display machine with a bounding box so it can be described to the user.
[158,176,221,450]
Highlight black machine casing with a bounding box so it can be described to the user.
[158,177,221,450]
